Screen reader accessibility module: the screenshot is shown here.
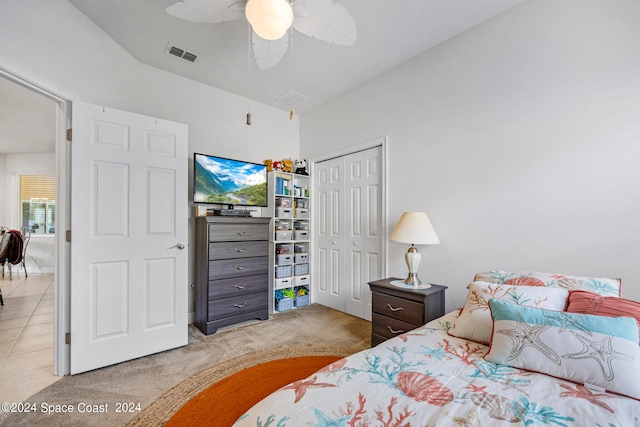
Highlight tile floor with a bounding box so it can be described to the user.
[0,272,60,408]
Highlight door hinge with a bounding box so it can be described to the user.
[66,230,71,242]
[66,128,72,141]
[65,332,71,345]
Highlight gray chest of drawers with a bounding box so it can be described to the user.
[194,216,271,335]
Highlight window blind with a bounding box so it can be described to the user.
[20,174,56,201]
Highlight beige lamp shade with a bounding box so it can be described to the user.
[245,0,294,41]
[390,212,440,245]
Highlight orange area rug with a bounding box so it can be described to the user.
[167,355,341,426]
[127,345,358,427]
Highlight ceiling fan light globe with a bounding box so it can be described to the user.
[245,0,293,41]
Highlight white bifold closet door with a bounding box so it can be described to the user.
[314,146,383,320]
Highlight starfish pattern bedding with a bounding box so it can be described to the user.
[233,310,640,427]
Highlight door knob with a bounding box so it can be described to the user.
[171,243,185,250]
[332,240,337,245]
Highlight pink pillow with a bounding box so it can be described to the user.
[566,290,640,330]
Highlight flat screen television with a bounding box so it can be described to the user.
[193,153,268,207]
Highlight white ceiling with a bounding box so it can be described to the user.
[2,0,525,154]
[68,0,524,114]
[0,76,57,154]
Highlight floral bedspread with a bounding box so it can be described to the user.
[233,311,640,427]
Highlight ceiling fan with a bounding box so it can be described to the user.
[166,0,357,70]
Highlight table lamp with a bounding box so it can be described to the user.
[389,212,439,288]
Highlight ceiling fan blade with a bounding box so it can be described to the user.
[292,0,356,46]
[166,0,247,23]
[252,32,289,70]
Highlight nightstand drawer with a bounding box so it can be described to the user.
[372,313,417,339]
[372,292,423,325]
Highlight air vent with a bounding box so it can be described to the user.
[165,43,199,63]
[275,90,306,106]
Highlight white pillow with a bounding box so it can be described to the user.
[448,281,569,344]
[485,299,640,400]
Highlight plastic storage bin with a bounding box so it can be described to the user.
[276,254,293,265]
[275,265,292,278]
[294,295,310,307]
[277,298,293,311]
[276,244,292,254]
[294,275,310,287]
[276,208,293,218]
[294,244,306,253]
[275,277,293,289]
[295,208,309,219]
[275,230,292,241]
[295,253,309,263]
[294,263,309,276]
[275,198,292,207]
[294,221,309,230]
[294,230,309,241]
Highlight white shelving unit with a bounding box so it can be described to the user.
[267,170,311,313]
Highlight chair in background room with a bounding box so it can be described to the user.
[0,226,9,305]
[18,227,31,277]
[0,227,31,282]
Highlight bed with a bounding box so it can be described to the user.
[233,271,640,427]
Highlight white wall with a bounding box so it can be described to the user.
[301,0,640,311]
[2,153,56,273]
[0,0,300,310]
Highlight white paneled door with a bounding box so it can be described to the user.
[315,146,383,320]
[70,102,188,374]
[315,158,345,312]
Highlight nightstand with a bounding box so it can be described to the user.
[368,278,447,347]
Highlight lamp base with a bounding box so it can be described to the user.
[389,279,432,289]
[391,245,432,288]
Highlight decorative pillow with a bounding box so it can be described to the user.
[485,299,640,400]
[449,281,569,344]
[474,270,621,297]
[566,290,640,334]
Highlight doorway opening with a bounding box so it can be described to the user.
[0,60,73,391]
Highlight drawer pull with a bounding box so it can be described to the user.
[234,302,247,308]
[234,284,247,289]
[236,231,247,235]
[387,304,404,312]
[234,265,247,270]
[235,248,246,252]
[387,326,404,334]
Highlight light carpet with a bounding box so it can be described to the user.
[0,304,371,427]
[128,345,357,426]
